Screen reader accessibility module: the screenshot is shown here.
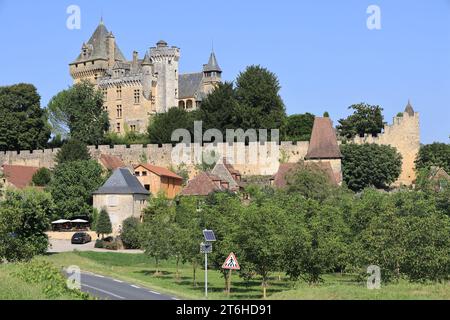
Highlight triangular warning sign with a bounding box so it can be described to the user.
[222,252,240,270]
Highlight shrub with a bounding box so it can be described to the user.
[32,168,52,187]
[13,260,90,299]
[121,217,141,249]
[94,239,104,249]
[96,209,112,239]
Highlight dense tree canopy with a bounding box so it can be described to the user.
[281,113,315,141]
[31,168,52,187]
[0,189,54,261]
[415,143,450,173]
[198,82,239,133]
[337,103,385,139]
[55,139,91,165]
[0,84,51,151]
[341,143,402,191]
[147,108,198,144]
[48,81,109,145]
[49,160,105,219]
[235,65,286,131]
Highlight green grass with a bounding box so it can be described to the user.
[40,251,450,300]
[0,263,85,300]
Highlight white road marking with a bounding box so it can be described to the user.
[171,297,179,300]
[113,279,124,283]
[131,285,141,289]
[93,274,105,278]
[149,290,161,295]
[82,284,125,300]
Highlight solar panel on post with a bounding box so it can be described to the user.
[203,230,216,242]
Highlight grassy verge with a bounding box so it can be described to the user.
[40,251,450,300]
[0,263,87,300]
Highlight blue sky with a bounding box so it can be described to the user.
[0,0,449,144]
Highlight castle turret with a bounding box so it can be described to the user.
[202,51,222,94]
[69,19,126,84]
[149,40,180,113]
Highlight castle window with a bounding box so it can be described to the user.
[130,125,137,132]
[117,105,122,118]
[179,101,185,109]
[175,89,178,98]
[116,123,121,133]
[116,85,122,99]
[134,89,140,104]
[103,106,108,112]
[186,100,193,109]
[102,88,107,101]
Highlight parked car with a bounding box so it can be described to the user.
[71,232,92,244]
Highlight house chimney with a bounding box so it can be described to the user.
[133,51,138,66]
[107,32,115,67]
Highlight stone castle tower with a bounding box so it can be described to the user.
[69,19,222,134]
[352,101,420,185]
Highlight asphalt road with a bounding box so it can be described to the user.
[76,271,179,300]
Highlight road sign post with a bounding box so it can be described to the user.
[222,252,240,296]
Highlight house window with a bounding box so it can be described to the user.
[116,123,121,133]
[142,171,147,176]
[134,89,140,104]
[135,171,140,176]
[144,185,150,191]
[117,105,122,118]
[116,85,122,99]
[107,195,118,207]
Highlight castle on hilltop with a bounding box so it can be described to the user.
[69,19,222,134]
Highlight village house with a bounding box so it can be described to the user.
[133,164,183,199]
[93,167,150,235]
[99,154,126,171]
[0,164,40,190]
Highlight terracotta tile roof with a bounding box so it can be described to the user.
[305,117,342,159]
[180,172,223,196]
[1,164,40,189]
[100,154,125,170]
[271,161,338,188]
[136,164,183,180]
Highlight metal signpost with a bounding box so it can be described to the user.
[222,252,241,296]
[201,230,216,298]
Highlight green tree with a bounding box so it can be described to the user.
[0,83,51,151]
[285,162,337,201]
[32,168,52,187]
[141,198,173,275]
[120,217,141,249]
[282,113,315,141]
[341,143,402,192]
[147,108,198,144]
[415,143,450,173]
[199,82,239,132]
[49,160,105,219]
[234,65,286,131]
[0,189,54,262]
[47,80,109,145]
[236,202,285,298]
[337,103,384,139]
[96,208,112,239]
[55,139,91,165]
[283,201,350,283]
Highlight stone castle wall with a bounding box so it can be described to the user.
[0,141,310,177]
[351,111,420,185]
